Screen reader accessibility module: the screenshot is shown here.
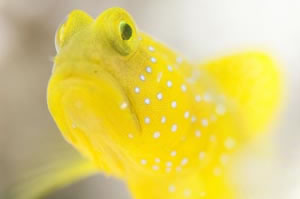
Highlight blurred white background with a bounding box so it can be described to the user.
[0,0,299,198]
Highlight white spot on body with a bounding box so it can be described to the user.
[181,158,188,166]
[152,165,159,170]
[166,161,172,167]
[128,133,134,139]
[167,80,173,87]
[134,87,140,94]
[195,95,201,102]
[184,111,190,119]
[199,152,206,160]
[120,102,128,109]
[181,84,187,92]
[146,66,152,73]
[216,104,226,115]
[140,75,145,81]
[171,124,177,132]
[202,119,208,127]
[184,189,191,197]
[176,57,183,63]
[144,98,151,105]
[141,159,147,165]
[155,158,160,163]
[157,72,163,82]
[210,135,216,142]
[150,57,157,63]
[168,185,176,192]
[144,117,150,124]
[220,154,229,164]
[170,151,177,157]
[166,167,172,173]
[195,130,201,137]
[148,46,155,52]
[153,131,160,139]
[161,116,166,124]
[203,93,212,102]
[157,92,163,100]
[225,137,236,149]
[167,65,173,71]
[191,116,197,123]
[171,101,177,108]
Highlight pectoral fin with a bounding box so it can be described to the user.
[201,51,283,138]
[5,155,97,199]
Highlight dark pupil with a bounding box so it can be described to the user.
[120,22,132,40]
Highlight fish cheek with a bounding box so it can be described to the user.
[49,74,140,175]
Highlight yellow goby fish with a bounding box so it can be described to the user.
[45,7,281,199]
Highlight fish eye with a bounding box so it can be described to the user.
[110,19,138,56]
[120,21,132,40]
[98,8,140,56]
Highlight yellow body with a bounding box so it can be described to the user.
[46,8,282,199]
